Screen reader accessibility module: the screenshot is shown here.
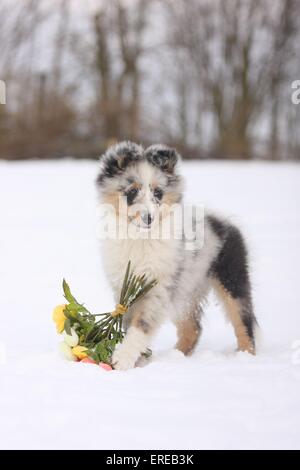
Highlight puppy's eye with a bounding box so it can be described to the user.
[126,187,139,204]
[154,188,163,201]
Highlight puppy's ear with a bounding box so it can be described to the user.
[145,145,180,174]
[97,141,143,186]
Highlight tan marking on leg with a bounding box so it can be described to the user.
[212,279,255,354]
[175,315,201,356]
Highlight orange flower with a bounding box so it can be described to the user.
[72,345,88,360]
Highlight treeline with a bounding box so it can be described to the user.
[0,0,299,160]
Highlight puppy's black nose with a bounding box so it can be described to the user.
[141,213,153,226]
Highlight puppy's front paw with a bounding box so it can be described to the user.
[112,346,137,371]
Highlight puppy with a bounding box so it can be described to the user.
[96,141,257,370]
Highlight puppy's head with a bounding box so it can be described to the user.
[97,141,183,232]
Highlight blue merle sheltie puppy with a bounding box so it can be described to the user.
[97,141,257,370]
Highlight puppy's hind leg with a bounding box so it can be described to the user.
[210,222,257,354]
[174,303,203,356]
[212,279,256,354]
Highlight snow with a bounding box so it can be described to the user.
[0,159,300,450]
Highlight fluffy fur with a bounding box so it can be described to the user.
[97,141,257,370]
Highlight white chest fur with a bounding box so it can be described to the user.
[101,237,180,297]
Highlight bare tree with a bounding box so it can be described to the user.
[162,0,300,159]
[0,0,299,160]
[92,0,149,144]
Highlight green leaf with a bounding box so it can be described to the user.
[94,339,113,363]
[119,260,131,303]
[62,279,78,304]
[64,318,72,335]
[85,349,99,363]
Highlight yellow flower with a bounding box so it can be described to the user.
[52,304,67,333]
[72,345,88,360]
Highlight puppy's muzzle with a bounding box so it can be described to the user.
[141,212,153,226]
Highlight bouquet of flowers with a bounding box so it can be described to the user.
[52,261,157,370]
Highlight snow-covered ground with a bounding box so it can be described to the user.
[0,159,300,450]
